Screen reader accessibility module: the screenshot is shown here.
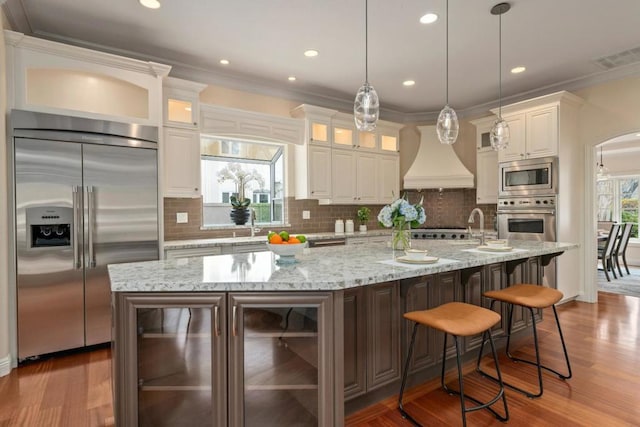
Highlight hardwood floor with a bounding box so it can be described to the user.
[0,292,638,426]
[347,292,640,427]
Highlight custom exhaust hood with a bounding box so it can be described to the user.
[403,125,474,190]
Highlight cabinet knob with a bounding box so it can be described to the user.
[526,152,531,156]
[520,153,525,157]
[195,187,198,191]
[311,191,315,194]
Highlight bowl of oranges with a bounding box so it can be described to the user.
[267,231,307,262]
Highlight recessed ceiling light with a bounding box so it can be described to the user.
[511,66,526,74]
[220,59,230,65]
[403,80,416,87]
[139,0,161,9]
[304,49,319,58]
[419,13,438,24]
[288,76,296,82]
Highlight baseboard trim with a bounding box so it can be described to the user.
[0,354,12,377]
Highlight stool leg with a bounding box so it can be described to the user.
[503,305,572,397]
[442,330,509,425]
[505,304,515,358]
[398,322,422,426]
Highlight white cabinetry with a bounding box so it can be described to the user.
[470,116,499,204]
[163,127,202,198]
[162,78,207,198]
[496,105,558,162]
[378,154,400,204]
[291,105,402,204]
[291,105,337,200]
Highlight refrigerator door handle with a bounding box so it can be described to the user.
[72,186,82,270]
[86,185,96,268]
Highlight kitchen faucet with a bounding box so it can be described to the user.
[250,208,261,237]
[467,208,485,244]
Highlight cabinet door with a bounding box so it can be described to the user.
[366,282,401,391]
[228,293,333,427]
[331,148,357,204]
[379,133,399,153]
[113,293,226,427]
[462,268,485,353]
[308,144,332,199]
[505,261,528,334]
[526,106,558,158]
[377,154,399,204]
[498,114,526,162]
[476,150,498,204]
[356,152,378,203]
[163,128,201,198]
[401,276,437,374]
[164,94,198,128]
[343,287,366,400]
[527,257,544,324]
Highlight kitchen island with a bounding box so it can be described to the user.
[108,239,577,427]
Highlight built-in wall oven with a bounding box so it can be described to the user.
[499,156,558,196]
[497,195,557,288]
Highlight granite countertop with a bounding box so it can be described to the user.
[163,230,392,250]
[109,240,578,293]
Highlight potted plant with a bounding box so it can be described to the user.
[217,163,265,226]
[356,206,371,233]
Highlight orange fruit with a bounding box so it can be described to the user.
[281,240,289,244]
[288,237,300,244]
[269,234,283,244]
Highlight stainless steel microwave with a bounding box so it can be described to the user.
[499,156,558,196]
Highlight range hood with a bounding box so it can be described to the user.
[403,125,474,189]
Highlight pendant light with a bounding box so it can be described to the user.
[596,146,609,179]
[490,3,511,151]
[354,0,379,131]
[436,0,459,145]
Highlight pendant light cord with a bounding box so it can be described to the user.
[445,0,449,105]
[365,0,369,84]
[498,11,502,118]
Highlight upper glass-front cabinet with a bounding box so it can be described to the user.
[358,131,377,150]
[163,77,207,129]
[333,121,355,147]
[311,121,330,143]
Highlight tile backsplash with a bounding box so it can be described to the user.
[163,189,496,241]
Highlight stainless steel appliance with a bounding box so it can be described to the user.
[499,156,558,196]
[497,195,557,288]
[10,110,159,360]
[411,228,471,240]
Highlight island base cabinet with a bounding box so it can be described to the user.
[113,292,334,427]
[112,293,227,427]
[228,293,334,427]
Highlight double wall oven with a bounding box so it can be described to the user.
[498,157,558,288]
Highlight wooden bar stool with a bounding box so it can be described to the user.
[398,302,509,427]
[477,284,572,398]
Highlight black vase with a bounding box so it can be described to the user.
[230,208,250,225]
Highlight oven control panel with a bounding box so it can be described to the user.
[498,196,556,209]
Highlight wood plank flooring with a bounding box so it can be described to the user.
[346,292,640,427]
[0,292,638,426]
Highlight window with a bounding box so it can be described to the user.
[597,176,639,239]
[200,136,285,227]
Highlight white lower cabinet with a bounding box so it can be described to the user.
[163,127,201,198]
[113,292,335,427]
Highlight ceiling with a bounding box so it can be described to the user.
[3,0,640,121]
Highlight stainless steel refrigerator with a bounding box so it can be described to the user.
[11,110,159,360]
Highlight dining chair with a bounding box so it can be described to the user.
[613,223,633,276]
[598,223,620,281]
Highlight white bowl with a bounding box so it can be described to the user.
[404,248,429,260]
[485,239,508,248]
[267,242,307,258]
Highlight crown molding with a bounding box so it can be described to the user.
[5,29,640,124]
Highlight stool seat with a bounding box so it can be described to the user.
[404,302,501,337]
[484,284,563,309]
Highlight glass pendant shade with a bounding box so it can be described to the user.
[436,105,459,145]
[354,82,379,131]
[490,118,510,150]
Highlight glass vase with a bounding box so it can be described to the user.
[391,225,411,251]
